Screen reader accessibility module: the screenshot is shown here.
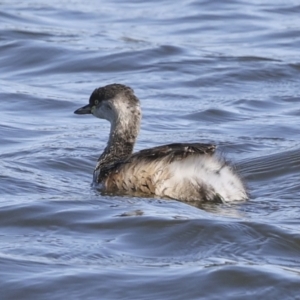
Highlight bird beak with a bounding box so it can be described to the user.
[74,104,92,115]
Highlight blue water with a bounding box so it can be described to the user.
[1,1,300,299]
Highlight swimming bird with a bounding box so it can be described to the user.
[74,84,247,203]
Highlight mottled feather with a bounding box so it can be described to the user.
[75,84,248,203]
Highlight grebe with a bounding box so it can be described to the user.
[74,84,248,203]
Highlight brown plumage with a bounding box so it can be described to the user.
[97,143,217,200]
[74,84,248,203]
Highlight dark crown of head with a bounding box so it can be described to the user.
[89,84,135,106]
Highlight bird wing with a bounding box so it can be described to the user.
[97,143,216,195]
[133,142,216,162]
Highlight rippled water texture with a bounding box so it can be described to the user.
[1,0,300,299]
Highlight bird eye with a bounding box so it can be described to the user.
[94,99,99,105]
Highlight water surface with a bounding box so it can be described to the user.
[1,0,300,299]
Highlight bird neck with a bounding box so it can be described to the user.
[96,109,141,170]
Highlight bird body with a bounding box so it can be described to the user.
[74,84,247,203]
